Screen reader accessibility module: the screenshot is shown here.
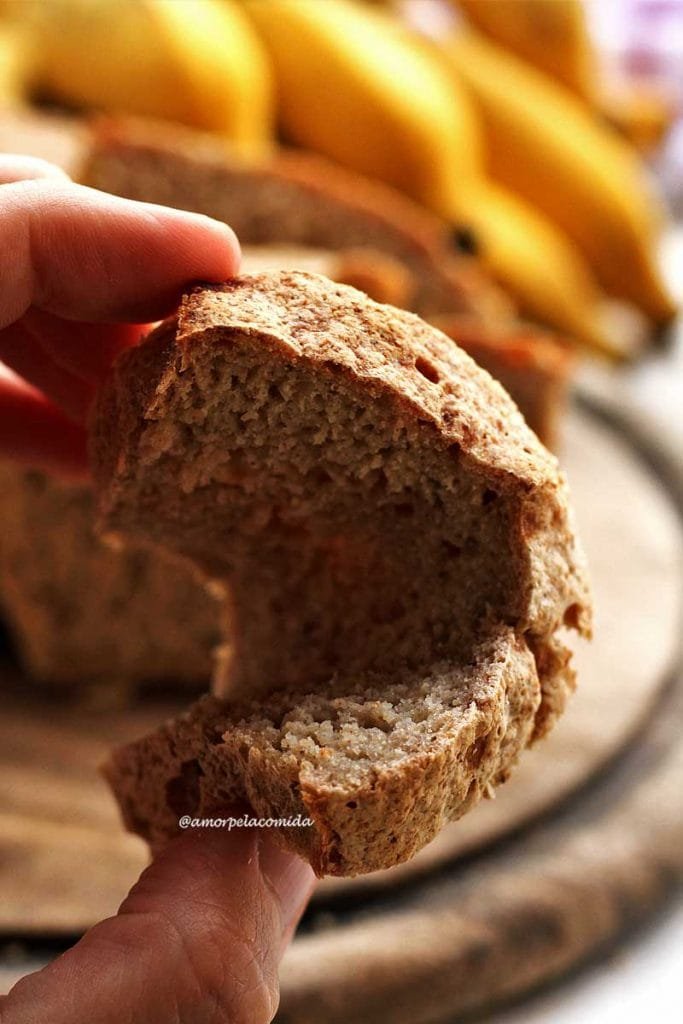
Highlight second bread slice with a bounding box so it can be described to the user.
[105,627,566,876]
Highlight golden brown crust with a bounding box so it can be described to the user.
[96,272,590,875]
[432,315,576,448]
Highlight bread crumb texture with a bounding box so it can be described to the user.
[96,272,590,876]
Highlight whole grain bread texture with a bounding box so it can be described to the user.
[239,247,575,448]
[0,463,221,697]
[98,271,590,876]
[432,316,576,450]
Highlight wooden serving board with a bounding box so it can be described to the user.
[1,398,682,1020]
[275,396,683,1022]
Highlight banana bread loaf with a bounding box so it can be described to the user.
[98,272,590,874]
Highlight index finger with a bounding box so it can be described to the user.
[0,178,241,329]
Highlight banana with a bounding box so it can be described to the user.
[599,81,675,155]
[0,22,29,107]
[242,0,483,213]
[16,0,273,157]
[243,0,618,356]
[452,0,595,102]
[451,180,623,359]
[437,30,676,325]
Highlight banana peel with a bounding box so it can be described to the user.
[599,80,675,155]
[17,0,273,157]
[437,30,676,326]
[0,22,30,107]
[243,0,632,358]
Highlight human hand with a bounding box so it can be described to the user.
[0,154,240,476]
[0,824,315,1023]
[0,156,316,1021]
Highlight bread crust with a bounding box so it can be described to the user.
[96,272,590,875]
[431,315,576,448]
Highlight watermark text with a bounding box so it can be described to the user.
[179,814,313,830]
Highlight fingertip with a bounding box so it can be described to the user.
[148,205,242,281]
[199,214,242,277]
[0,155,71,186]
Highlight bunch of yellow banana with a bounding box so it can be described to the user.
[8,0,273,157]
[451,0,596,103]
[1,0,673,355]
[245,0,483,213]
[452,0,675,154]
[436,29,675,326]
[242,0,630,356]
[453,181,613,356]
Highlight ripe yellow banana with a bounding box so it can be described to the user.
[17,0,273,157]
[242,0,483,213]
[0,22,28,107]
[437,30,675,325]
[600,82,675,156]
[451,181,622,359]
[452,0,595,102]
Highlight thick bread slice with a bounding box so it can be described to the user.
[81,117,510,323]
[104,627,561,877]
[95,270,590,695]
[0,463,220,694]
[95,271,590,874]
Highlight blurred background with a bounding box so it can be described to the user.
[0,2,681,1022]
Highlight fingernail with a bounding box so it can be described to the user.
[258,835,316,950]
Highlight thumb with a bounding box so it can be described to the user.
[0,827,315,1024]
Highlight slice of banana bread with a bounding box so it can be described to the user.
[105,627,565,876]
[97,272,590,874]
[81,116,511,323]
[0,464,221,698]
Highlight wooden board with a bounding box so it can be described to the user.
[274,396,683,1023]
[1,403,680,936]
[278,651,683,1024]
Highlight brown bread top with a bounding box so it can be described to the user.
[96,271,590,874]
[95,272,590,696]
